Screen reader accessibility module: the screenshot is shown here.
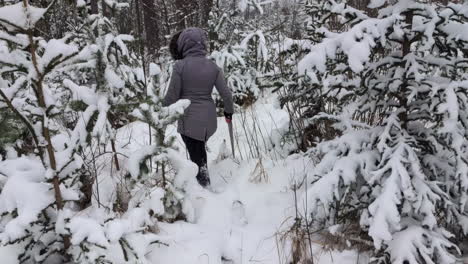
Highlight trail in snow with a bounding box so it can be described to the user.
[144,98,369,264]
[0,98,368,264]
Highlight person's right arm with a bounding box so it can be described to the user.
[163,62,183,107]
[214,69,234,121]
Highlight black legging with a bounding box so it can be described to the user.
[181,134,209,185]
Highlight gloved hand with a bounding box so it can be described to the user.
[224,112,233,123]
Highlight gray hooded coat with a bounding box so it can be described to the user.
[163,28,234,142]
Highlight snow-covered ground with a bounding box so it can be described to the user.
[0,97,368,264]
[6,95,468,263]
[117,97,369,264]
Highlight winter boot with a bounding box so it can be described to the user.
[196,164,211,187]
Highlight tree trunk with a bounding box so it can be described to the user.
[135,0,144,54]
[160,0,171,39]
[142,0,160,56]
[101,0,109,17]
[111,140,120,171]
[90,0,98,14]
[199,0,213,27]
[399,10,413,130]
[349,0,378,17]
[22,0,71,253]
[175,0,187,29]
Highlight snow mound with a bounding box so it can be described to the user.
[0,157,53,242]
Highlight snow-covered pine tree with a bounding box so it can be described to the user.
[0,1,180,263]
[298,0,468,262]
[58,2,188,263]
[261,0,334,151]
[238,0,269,15]
[129,61,199,223]
[0,1,88,261]
[65,0,146,184]
[266,37,316,151]
[240,17,274,104]
[208,3,272,107]
[208,8,253,106]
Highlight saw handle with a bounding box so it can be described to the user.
[224,111,233,123]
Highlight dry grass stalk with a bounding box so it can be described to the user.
[249,156,269,183]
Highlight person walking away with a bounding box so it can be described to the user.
[163,27,234,187]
